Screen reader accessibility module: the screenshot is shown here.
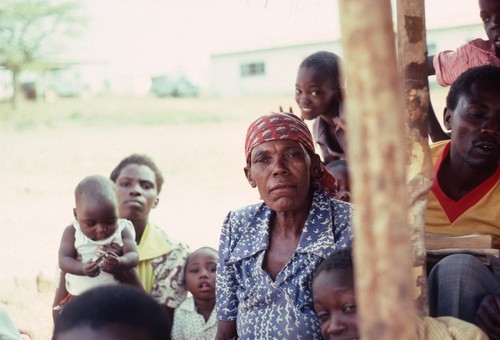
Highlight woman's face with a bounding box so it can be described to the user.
[114,164,159,221]
[245,139,315,213]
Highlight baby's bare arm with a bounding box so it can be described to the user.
[58,226,84,275]
[101,228,139,272]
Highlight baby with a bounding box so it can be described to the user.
[55,175,139,309]
[172,247,217,340]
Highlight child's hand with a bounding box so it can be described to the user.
[100,252,122,273]
[278,106,294,114]
[82,260,100,277]
[99,242,123,257]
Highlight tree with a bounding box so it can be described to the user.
[0,0,84,109]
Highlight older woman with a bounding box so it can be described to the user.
[215,112,353,339]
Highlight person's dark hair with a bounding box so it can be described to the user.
[52,285,171,340]
[75,175,116,204]
[325,159,348,173]
[446,65,500,111]
[110,154,165,193]
[300,51,343,90]
[184,246,218,277]
[313,247,353,281]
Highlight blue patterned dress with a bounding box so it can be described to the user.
[216,189,353,339]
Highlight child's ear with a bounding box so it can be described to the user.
[153,197,159,209]
[244,167,257,188]
[73,208,77,219]
[443,107,452,131]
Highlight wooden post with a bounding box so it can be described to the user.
[338,0,417,338]
[396,0,433,317]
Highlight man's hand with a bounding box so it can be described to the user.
[476,294,500,340]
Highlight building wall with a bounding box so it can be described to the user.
[210,23,484,97]
[210,41,343,97]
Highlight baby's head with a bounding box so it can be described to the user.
[73,175,119,241]
[479,0,500,56]
[326,159,351,202]
[295,51,344,121]
[52,285,171,340]
[184,247,218,300]
[312,247,358,339]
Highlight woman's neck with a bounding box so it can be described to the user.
[130,219,148,244]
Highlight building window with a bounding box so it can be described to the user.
[240,62,265,77]
[427,42,437,56]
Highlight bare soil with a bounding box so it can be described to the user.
[0,94,292,339]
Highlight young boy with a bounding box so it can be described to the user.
[52,285,171,340]
[295,51,347,163]
[312,248,488,339]
[326,159,351,202]
[56,175,140,309]
[428,0,500,86]
[426,0,500,141]
[172,247,217,340]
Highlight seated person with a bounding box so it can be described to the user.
[172,247,218,340]
[425,65,500,339]
[215,112,352,339]
[52,285,171,340]
[312,247,488,339]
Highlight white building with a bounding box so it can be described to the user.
[209,23,485,97]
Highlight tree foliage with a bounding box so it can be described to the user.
[0,0,85,107]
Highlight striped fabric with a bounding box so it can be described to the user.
[434,38,500,86]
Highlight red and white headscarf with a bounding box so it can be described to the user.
[245,112,337,198]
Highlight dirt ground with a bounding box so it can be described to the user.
[0,93,296,339]
[0,89,447,339]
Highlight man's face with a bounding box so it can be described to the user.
[445,79,500,170]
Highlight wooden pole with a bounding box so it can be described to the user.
[338,0,417,338]
[396,0,433,317]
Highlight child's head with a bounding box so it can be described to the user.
[312,247,358,339]
[326,159,351,202]
[110,154,163,222]
[295,51,344,121]
[73,175,119,241]
[184,247,218,300]
[479,0,500,56]
[52,285,172,340]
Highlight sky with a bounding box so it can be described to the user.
[64,0,480,89]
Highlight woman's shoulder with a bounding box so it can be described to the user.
[314,191,353,225]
